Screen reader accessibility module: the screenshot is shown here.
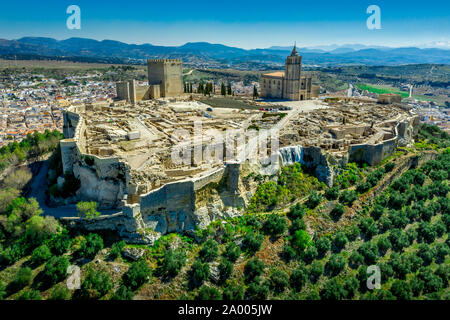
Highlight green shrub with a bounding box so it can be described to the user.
[356,181,371,194]
[31,244,52,265]
[269,269,289,294]
[244,258,264,283]
[378,215,392,233]
[223,242,241,262]
[191,260,210,285]
[339,190,358,206]
[12,267,33,291]
[433,220,447,238]
[320,278,347,300]
[196,285,222,300]
[281,245,296,262]
[222,282,244,300]
[379,262,394,282]
[123,260,151,290]
[289,218,306,233]
[371,204,385,220]
[384,162,395,173]
[326,254,345,276]
[49,285,71,300]
[332,232,348,251]
[302,245,318,264]
[263,214,287,237]
[287,203,306,220]
[315,237,331,257]
[80,268,113,299]
[417,222,437,243]
[290,229,311,252]
[243,231,264,254]
[348,251,364,268]
[78,233,103,259]
[218,258,233,282]
[417,243,435,265]
[76,201,99,219]
[390,280,412,300]
[435,265,449,283]
[245,280,269,300]
[16,289,42,300]
[388,229,409,252]
[389,253,411,280]
[407,253,424,272]
[359,217,379,239]
[418,267,443,294]
[306,190,322,209]
[388,191,406,210]
[376,236,391,255]
[345,225,360,241]
[111,285,133,300]
[330,204,345,220]
[199,239,219,262]
[44,256,70,285]
[0,281,6,300]
[324,186,340,200]
[309,261,324,281]
[109,241,125,260]
[436,243,449,262]
[410,277,424,297]
[358,242,378,265]
[344,276,359,298]
[389,210,409,229]
[161,249,186,278]
[49,230,72,255]
[290,265,308,291]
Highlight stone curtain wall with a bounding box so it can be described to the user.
[60,106,130,209]
[58,106,420,241]
[348,115,419,165]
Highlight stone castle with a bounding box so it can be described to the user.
[116,59,184,103]
[58,94,420,245]
[260,45,318,100]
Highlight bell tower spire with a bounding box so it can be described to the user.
[290,42,298,56]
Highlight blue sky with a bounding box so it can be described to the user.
[0,0,449,49]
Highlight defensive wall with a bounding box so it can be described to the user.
[58,106,420,243]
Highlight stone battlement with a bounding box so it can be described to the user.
[147,59,183,64]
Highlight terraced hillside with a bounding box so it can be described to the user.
[0,124,448,300]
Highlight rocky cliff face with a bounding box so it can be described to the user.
[278,145,334,187]
[138,164,250,236]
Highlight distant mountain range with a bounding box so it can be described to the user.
[0,37,449,67]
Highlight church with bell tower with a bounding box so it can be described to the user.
[260,44,316,101]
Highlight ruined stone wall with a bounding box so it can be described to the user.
[135,85,151,101]
[348,137,397,166]
[136,164,245,236]
[192,168,226,191]
[348,115,419,166]
[60,106,130,209]
[116,82,130,102]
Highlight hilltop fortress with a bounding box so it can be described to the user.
[57,55,420,245]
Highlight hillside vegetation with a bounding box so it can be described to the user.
[0,124,448,300]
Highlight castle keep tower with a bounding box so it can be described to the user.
[116,59,184,101]
[283,45,303,101]
[147,59,183,98]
